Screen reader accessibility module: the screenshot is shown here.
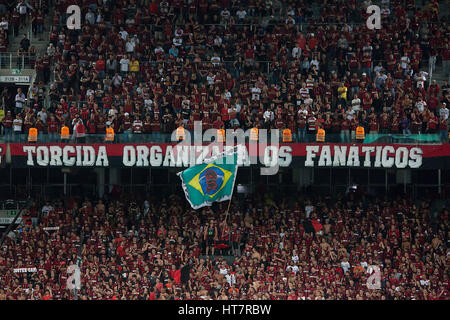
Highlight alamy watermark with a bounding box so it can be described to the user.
[171,122,286,175]
[366,265,381,290]
[66,264,81,290]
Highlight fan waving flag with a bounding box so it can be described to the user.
[311,219,323,232]
[178,151,238,210]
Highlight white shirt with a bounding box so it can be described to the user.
[236,10,247,19]
[347,109,355,120]
[420,279,430,287]
[251,87,261,100]
[174,28,183,37]
[144,98,153,108]
[341,261,351,273]
[220,10,230,19]
[352,98,361,111]
[287,265,299,273]
[439,107,449,120]
[219,267,228,275]
[225,273,236,285]
[305,205,314,218]
[15,93,26,109]
[292,47,301,59]
[206,75,215,85]
[381,7,390,16]
[112,74,122,86]
[37,111,47,123]
[108,109,118,118]
[160,1,169,12]
[304,97,313,106]
[400,56,410,69]
[17,3,28,14]
[154,46,164,55]
[119,30,128,41]
[120,58,129,72]
[30,86,38,97]
[13,119,22,132]
[263,110,274,122]
[173,37,182,46]
[213,37,222,46]
[0,20,8,30]
[211,56,221,66]
[86,88,94,98]
[42,205,54,216]
[415,100,426,113]
[415,72,428,88]
[310,59,320,69]
[47,45,55,56]
[285,17,295,24]
[85,12,95,25]
[125,41,135,53]
[374,65,384,74]
[376,73,387,84]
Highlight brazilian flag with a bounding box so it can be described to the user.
[178,151,238,210]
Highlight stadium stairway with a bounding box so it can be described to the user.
[8,7,53,61]
[416,0,450,84]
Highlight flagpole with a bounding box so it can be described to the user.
[224,146,239,222]
[224,197,232,222]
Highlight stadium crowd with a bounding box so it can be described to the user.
[0,190,448,300]
[0,0,449,141]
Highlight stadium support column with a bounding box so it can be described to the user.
[96,168,105,198]
[61,168,70,195]
[330,168,332,194]
[396,169,411,194]
[385,170,388,193]
[109,168,120,193]
[438,169,441,195]
[295,168,313,190]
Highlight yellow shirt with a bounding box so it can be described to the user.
[0,109,5,122]
[338,86,347,100]
[129,60,139,72]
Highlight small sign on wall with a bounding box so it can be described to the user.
[0,75,30,83]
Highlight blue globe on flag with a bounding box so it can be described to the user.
[199,167,225,196]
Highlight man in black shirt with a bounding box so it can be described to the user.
[20,34,30,52]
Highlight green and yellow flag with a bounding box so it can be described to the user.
[178,151,238,210]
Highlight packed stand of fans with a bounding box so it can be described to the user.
[0,190,448,300]
[0,0,449,142]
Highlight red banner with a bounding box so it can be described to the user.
[6,143,450,169]
[0,144,5,167]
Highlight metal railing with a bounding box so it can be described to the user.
[0,53,37,69]
[0,183,97,200]
[0,132,446,144]
[429,54,437,83]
